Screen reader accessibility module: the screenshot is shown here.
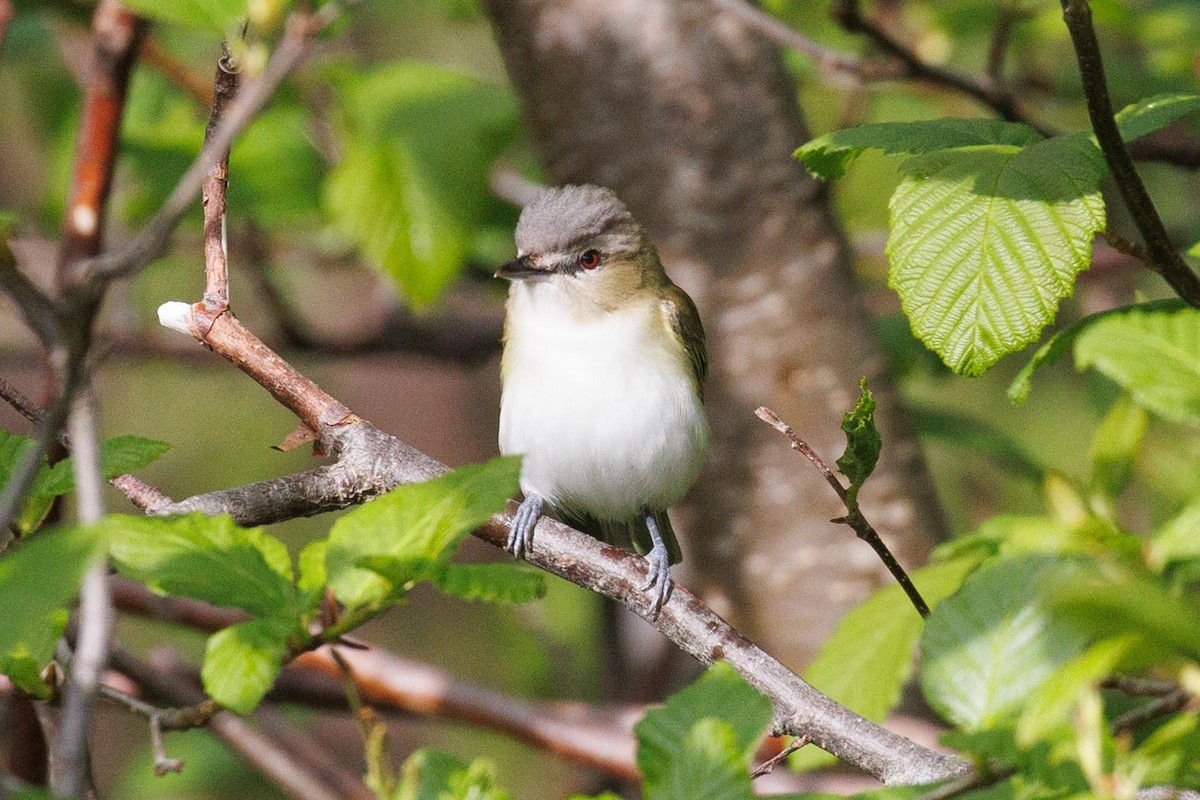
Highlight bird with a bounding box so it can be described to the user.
[495,184,709,617]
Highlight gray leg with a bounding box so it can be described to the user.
[508,493,544,559]
[642,509,674,618]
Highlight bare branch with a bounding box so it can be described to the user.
[76,6,341,286]
[750,735,811,779]
[201,52,239,314]
[0,378,42,424]
[1111,689,1192,734]
[755,406,929,618]
[831,0,1051,136]
[111,577,643,780]
[1060,0,1200,306]
[56,389,112,799]
[110,648,366,800]
[55,0,147,287]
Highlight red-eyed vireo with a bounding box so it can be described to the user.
[496,185,709,616]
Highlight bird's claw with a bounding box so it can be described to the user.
[507,493,543,559]
[642,543,674,619]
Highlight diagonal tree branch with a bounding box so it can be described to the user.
[1060,0,1200,306]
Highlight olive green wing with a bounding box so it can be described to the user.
[661,283,708,397]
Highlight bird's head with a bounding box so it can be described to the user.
[496,185,662,313]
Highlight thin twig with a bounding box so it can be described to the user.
[1111,689,1192,734]
[201,51,239,314]
[55,389,112,799]
[139,36,214,106]
[1060,0,1200,306]
[1101,676,1181,697]
[76,5,341,285]
[832,0,1051,136]
[99,685,216,774]
[110,648,359,800]
[0,378,42,424]
[55,0,147,287]
[755,407,929,618]
[750,735,811,779]
[710,0,879,82]
[917,765,1016,800]
[985,1,1023,85]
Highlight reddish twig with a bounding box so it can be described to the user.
[201,52,239,314]
[139,36,214,106]
[55,0,147,288]
[77,5,342,286]
[751,735,811,779]
[109,577,642,780]
[755,407,929,618]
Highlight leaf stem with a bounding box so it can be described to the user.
[755,407,930,618]
[1060,0,1200,305]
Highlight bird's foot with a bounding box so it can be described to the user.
[642,543,674,619]
[507,493,544,559]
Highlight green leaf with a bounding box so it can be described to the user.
[1088,394,1147,498]
[325,457,521,611]
[911,407,1045,483]
[395,750,512,800]
[0,526,105,697]
[201,617,293,714]
[645,718,752,800]
[921,556,1091,730]
[0,428,54,535]
[361,556,547,605]
[795,119,1042,179]
[296,539,328,610]
[1074,306,1200,426]
[397,749,463,800]
[443,760,511,800]
[1114,94,1200,143]
[118,0,246,31]
[792,557,980,771]
[1016,636,1136,745]
[103,513,298,619]
[1135,712,1200,788]
[325,63,520,307]
[1050,567,1200,662]
[635,662,772,783]
[836,377,881,510]
[1008,299,1187,404]
[32,435,169,498]
[888,135,1106,376]
[436,562,546,604]
[1147,502,1200,572]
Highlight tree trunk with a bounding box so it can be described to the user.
[484,0,949,668]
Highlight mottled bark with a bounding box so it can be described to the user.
[484,0,949,666]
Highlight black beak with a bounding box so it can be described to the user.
[494,255,545,281]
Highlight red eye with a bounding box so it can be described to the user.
[578,250,601,270]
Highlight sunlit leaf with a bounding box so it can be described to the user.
[1008,299,1187,404]
[921,556,1091,730]
[103,513,298,619]
[795,118,1041,179]
[325,457,521,610]
[792,557,980,771]
[0,526,104,697]
[1074,306,1200,426]
[201,617,293,714]
[635,662,772,783]
[888,135,1106,377]
[1114,93,1200,143]
[836,377,881,510]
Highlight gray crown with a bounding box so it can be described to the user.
[514,185,636,255]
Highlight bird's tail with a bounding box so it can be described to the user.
[563,508,683,565]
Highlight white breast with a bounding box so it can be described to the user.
[498,284,708,520]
